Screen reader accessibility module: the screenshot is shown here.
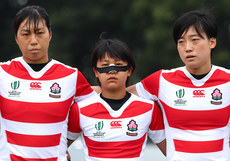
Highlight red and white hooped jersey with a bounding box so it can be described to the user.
[0,57,94,161]
[136,65,230,161]
[68,93,165,161]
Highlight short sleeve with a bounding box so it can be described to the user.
[136,70,162,101]
[67,103,81,140]
[74,70,95,102]
[148,102,165,144]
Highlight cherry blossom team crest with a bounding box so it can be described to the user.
[126,119,138,136]
[211,88,222,105]
[49,83,61,98]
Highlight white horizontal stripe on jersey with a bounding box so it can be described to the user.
[0,73,76,103]
[80,113,151,142]
[172,151,224,161]
[159,76,230,111]
[67,131,80,140]
[3,118,66,135]
[84,155,144,161]
[148,129,165,144]
[9,143,61,158]
[168,126,228,141]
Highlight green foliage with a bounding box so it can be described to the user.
[1,0,230,84]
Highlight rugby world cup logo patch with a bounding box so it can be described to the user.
[93,121,105,138]
[176,89,185,98]
[11,81,20,90]
[95,121,104,131]
[174,89,187,106]
[8,81,21,97]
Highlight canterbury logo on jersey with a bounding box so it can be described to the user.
[30,82,42,90]
[193,90,205,97]
[110,121,122,129]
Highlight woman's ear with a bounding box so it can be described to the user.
[209,37,216,49]
[49,32,52,41]
[15,36,19,45]
[93,68,99,78]
[127,67,133,77]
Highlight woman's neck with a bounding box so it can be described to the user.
[101,88,126,100]
[186,64,212,75]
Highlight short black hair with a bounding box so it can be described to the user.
[173,10,217,43]
[14,5,51,36]
[91,38,135,86]
[91,38,135,71]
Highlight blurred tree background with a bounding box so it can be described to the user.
[1,0,230,85]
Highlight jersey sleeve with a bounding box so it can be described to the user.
[148,102,165,144]
[74,70,95,102]
[136,70,162,101]
[67,103,81,140]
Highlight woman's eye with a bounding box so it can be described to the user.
[116,61,126,65]
[22,33,29,36]
[101,64,109,67]
[37,32,44,35]
[178,40,184,44]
